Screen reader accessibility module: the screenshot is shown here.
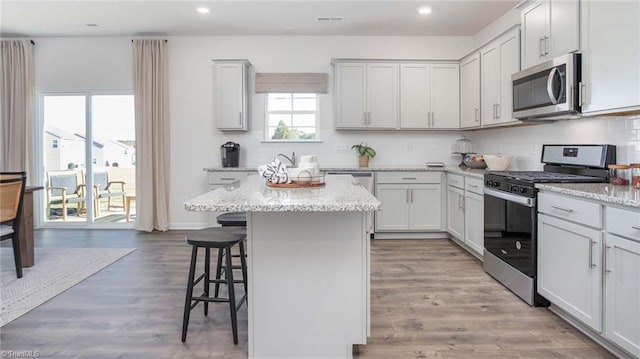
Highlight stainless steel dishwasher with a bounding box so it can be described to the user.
[326,171,375,234]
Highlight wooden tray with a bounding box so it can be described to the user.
[266,180,326,188]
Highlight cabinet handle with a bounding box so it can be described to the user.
[605,245,612,274]
[544,35,550,55]
[427,112,432,127]
[402,177,417,180]
[474,108,479,122]
[410,189,413,203]
[539,37,545,57]
[220,177,236,181]
[493,104,498,119]
[588,240,597,268]
[550,205,573,213]
[363,112,367,125]
[238,112,242,125]
[468,184,479,188]
[631,225,640,231]
[367,112,371,125]
[496,103,501,119]
[431,112,435,127]
[406,189,409,203]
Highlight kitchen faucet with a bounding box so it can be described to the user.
[277,152,296,168]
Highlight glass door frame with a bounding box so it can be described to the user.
[35,90,135,229]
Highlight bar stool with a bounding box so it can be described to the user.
[216,212,246,227]
[181,228,248,344]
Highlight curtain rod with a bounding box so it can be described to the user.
[131,39,168,43]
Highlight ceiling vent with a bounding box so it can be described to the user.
[316,16,344,22]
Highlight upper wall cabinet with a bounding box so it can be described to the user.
[580,0,640,115]
[520,0,580,69]
[459,53,481,129]
[481,27,521,127]
[214,60,250,131]
[334,62,398,129]
[400,63,460,130]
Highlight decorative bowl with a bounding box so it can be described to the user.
[463,154,487,169]
[484,155,513,171]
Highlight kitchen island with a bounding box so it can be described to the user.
[185,174,380,358]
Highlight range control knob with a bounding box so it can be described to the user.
[485,180,492,187]
[511,185,520,193]
[520,187,528,194]
[492,181,500,187]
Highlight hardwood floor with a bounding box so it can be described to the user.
[1,230,614,358]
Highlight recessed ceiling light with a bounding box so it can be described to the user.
[197,7,210,14]
[418,7,432,15]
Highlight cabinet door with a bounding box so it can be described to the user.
[464,191,484,257]
[581,0,640,114]
[538,214,602,331]
[217,63,246,130]
[430,64,460,129]
[410,184,442,231]
[366,63,398,129]
[375,184,409,231]
[335,63,367,128]
[460,54,481,129]
[480,45,500,125]
[497,31,520,124]
[521,1,548,69]
[548,0,580,58]
[400,64,430,129]
[604,234,640,357]
[447,185,464,239]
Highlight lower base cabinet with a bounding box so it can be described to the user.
[463,191,484,255]
[604,233,640,357]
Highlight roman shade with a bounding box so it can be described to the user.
[255,73,328,94]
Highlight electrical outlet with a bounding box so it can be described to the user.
[335,144,348,153]
[407,144,414,153]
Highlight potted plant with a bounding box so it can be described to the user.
[351,143,376,168]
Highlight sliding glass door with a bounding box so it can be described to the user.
[41,93,135,226]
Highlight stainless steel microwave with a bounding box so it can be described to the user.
[512,53,581,120]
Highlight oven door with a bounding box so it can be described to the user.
[483,188,536,277]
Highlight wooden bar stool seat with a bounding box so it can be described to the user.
[216,212,246,227]
[181,228,248,344]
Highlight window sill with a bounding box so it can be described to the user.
[261,140,323,143]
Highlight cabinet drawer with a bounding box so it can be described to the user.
[376,172,441,184]
[465,177,484,195]
[538,192,602,229]
[447,174,464,189]
[207,172,249,185]
[606,206,640,241]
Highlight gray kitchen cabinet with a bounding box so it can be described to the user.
[334,62,398,129]
[459,52,481,129]
[520,0,580,69]
[463,180,484,256]
[214,60,250,131]
[400,63,460,129]
[580,0,640,115]
[375,172,442,232]
[481,27,521,127]
[447,185,465,239]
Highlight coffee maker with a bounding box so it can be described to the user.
[221,142,240,167]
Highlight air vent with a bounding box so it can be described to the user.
[316,16,344,22]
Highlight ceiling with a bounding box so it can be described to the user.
[0,0,518,37]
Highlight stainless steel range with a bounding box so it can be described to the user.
[482,144,616,306]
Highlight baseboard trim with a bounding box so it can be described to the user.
[549,305,637,359]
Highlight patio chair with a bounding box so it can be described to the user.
[92,171,126,216]
[46,171,88,221]
[1,172,27,278]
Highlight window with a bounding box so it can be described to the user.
[51,139,58,149]
[266,93,318,141]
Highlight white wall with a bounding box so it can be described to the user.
[167,35,474,228]
[468,116,640,170]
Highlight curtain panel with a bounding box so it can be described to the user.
[255,73,328,94]
[133,39,170,232]
[0,40,35,181]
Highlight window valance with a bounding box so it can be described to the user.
[255,73,328,94]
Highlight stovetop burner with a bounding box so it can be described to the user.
[488,170,604,183]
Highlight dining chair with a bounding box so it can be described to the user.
[0,172,27,278]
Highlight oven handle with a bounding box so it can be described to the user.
[484,187,535,208]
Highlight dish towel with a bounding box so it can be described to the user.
[258,158,291,184]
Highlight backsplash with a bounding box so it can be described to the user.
[468,115,640,170]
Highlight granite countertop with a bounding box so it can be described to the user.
[204,166,487,179]
[536,183,640,209]
[185,174,381,212]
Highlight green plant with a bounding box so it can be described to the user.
[351,143,376,158]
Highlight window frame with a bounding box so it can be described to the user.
[263,93,321,142]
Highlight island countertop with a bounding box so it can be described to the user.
[536,183,640,209]
[185,174,381,212]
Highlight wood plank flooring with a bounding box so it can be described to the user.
[0,230,614,358]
